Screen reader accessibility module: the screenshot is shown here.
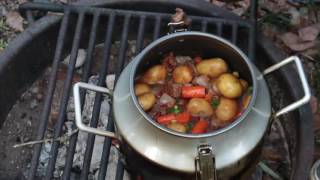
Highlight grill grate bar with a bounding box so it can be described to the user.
[248,23,255,61]
[97,111,115,180]
[201,20,207,32]
[136,16,146,54]
[231,23,238,44]
[27,9,71,180]
[79,13,116,180]
[153,16,162,41]
[61,12,101,180]
[115,15,131,80]
[98,13,130,180]
[45,11,85,180]
[115,160,125,180]
[216,22,222,37]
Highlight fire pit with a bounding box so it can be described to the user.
[0,0,313,180]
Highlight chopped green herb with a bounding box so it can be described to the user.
[186,122,194,132]
[211,98,220,109]
[167,105,182,114]
[246,86,253,95]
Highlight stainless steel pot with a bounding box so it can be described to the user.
[73,31,311,180]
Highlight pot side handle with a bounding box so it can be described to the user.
[73,82,118,138]
[263,56,311,117]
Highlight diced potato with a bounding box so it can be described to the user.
[187,98,213,117]
[173,65,193,84]
[216,97,238,122]
[167,123,187,133]
[216,73,242,98]
[196,58,228,78]
[143,65,167,84]
[135,83,151,96]
[138,92,156,111]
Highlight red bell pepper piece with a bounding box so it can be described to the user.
[194,56,202,64]
[191,119,209,134]
[157,114,176,124]
[176,112,191,123]
[182,86,206,98]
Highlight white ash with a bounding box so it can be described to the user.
[29,99,38,109]
[37,74,129,179]
[105,74,115,90]
[37,143,67,178]
[63,49,87,68]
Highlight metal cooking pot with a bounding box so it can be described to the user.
[73,31,311,180]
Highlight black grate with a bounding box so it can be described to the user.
[20,2,256,180]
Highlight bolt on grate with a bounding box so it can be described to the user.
[19,2,256,180]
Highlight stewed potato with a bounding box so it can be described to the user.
[167,123,187,133]
[239,79,248,92]
[138,92,156,111]
[216,73,243,98]
[216,97,238,122]
[135,83,151,96]
[211,79,220,95]
[187,98,213,117]
[196,58,228,78]
[173,65,193,84]
[143,65,167,84]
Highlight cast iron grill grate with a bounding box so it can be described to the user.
[20,2,256,180]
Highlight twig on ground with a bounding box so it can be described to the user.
[258,162,284,180]
[300,53,316,61]
[12,129,78,148]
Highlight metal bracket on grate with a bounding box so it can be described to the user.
[19,2,256,180]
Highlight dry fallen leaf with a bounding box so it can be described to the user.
[288,7,301,26]
[311,96,320,131]
[5,11,24,32]
[211,0,226,7]
[18,0,28,4]
[281,32,316,51]
[299,26,320,42]
[311,96,318,114]
[301,48,318,59]
[260,0,290,13]
[315,113,320,131]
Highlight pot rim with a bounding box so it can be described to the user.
[129,31,258,138]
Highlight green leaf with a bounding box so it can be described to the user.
[186,122,194,132]
[211,98,220,109]
[167,105,182,114]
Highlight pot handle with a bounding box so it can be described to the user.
[73,82,118,138]
[195,144,217,180]
[263,56,311,117]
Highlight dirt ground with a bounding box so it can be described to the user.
[0,77,46,179]
[0,0,319,180]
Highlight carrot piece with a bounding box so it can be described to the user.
[191,119,209,134]
[194,56,202,64]
[176,112,191,123]
[242,95,252,109]
[157,114,176,124]
[182,86,206,98]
